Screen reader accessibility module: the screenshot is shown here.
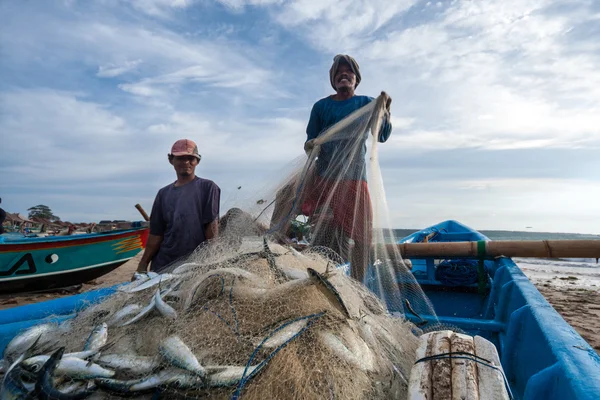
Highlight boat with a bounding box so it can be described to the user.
[0,227,149,293]
[0,220,598,399]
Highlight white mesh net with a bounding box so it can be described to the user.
[0,94,442,399]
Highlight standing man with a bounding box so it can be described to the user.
[136,139,220,274]
[302,54,392,283]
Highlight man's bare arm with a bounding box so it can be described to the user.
[136,234,163,273]
[204,219,219,240]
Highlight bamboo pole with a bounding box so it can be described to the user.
[134,204,150,222]
[386,240,600,259]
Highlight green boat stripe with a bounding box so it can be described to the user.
[0,257,134,282]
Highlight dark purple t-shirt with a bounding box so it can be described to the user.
[149,176,220,272]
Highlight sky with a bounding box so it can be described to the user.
[1,0,599,233]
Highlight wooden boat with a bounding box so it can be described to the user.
[0,228,148,293]
[0,221,598,399]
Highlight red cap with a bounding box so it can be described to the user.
[170,139,200,159]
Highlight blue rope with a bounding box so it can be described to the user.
[231,312,326,400]
[414,351,514,400]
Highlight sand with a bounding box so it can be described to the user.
[1,253,598,354]
[518,261,600,354]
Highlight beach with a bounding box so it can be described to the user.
[1,253,598,354]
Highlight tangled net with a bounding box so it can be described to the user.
[1,94,441,399]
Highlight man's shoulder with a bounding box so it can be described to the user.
[354,95,374,103]
[194,177,220,190]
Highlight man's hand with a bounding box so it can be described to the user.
[304,139,316,154]
[133,260,149,281]
[380,91,392,112]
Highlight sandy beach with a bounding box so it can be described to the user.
[1,254,598,354]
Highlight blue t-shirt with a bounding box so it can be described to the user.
[149,176,220,272]
[306,95,392,181]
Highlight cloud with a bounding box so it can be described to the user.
[97,60,143,77]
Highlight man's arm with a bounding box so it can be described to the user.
[136,190,166,275]
[305,102,322,153]
[204,219,219,240]
[137,234,163,273]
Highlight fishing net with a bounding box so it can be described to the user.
[0,94,443,399]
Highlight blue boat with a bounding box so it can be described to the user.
[0,220,598,399]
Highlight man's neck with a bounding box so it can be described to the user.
[332,89,355,101]
[174,175,196,187]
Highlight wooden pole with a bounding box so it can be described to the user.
[386,240,600,259]
[134,204,150,222]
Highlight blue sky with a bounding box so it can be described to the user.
[1,0,599,233]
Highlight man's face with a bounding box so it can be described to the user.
[172,155,198,177]
[334,63,356,92]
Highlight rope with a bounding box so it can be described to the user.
[414,351,514,400]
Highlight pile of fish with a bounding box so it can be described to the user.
[0,238,421,399]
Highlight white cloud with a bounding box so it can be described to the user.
[97,60,143,77]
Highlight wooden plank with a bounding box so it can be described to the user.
[473,335,509,400]
[450,332,478,400]
[408,331,434,400]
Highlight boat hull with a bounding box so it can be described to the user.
[0,228,149,294]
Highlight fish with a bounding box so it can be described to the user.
[259,319,308,349]
[119,298,156,327]
[23,355,115,379]
[404,299,428,327]
[307,268,350,318]
[0,354,30,400]
[159,336,206,377]
[84,323,108,352]
[35,348,97,400]
[154,288,178,320]
[128,369,203,391]
[318,331,372,371]
[280,266,309,280]
[94,377,144,395]
[122,273,177,293]
[132,272,150,282]
[2,323,55,363]
[106,304,143,327]
[171,262,200,275]
[206,365,259,387]
[146,271,159,279]
[96,354,159,376]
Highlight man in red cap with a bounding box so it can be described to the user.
[136,139,221,274]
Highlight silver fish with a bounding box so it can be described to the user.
[159,336,206,377]
[126,273,177,293]
[128,369,203,391]
[23,355,115,379]
[146,271,159,279]
[260,319,307,348]
[154,289,178,320]
[171,262,200,275]
[106,304,143,327]
[119,298,155,327]
[96,354,158,376]
[0,354,29,400]
[206,365,259,387]
[84,323,108,352]
[2,323,55,363]
[132,272,150,282]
